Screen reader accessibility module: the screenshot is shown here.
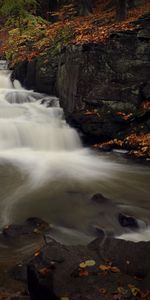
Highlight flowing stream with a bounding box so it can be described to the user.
[0,63,150,244]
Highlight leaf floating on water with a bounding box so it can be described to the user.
[79,260,96,268]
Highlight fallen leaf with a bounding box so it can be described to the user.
[99,288,107,295]
[79,260,96,268]
[117,287,128,295]
[39,267,50,276]
[34,250,40,257]
[128,284,140,296]
[79,270,89,277]
[99,264,111,271]
[110,266,120,273]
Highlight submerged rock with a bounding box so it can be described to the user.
[118,213,139,229]
[91,193,110,204]
[2,218,49,239]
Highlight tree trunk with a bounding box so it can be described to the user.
[79,0,93,16]
[116,0,127,21]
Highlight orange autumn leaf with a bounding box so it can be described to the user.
[39,267,50,276]
[83,111,97,116]
[79,270,89,277]
[99,288,107,295]
[34,250,40,257]
[99,264,111,272]
[110,266,120,273]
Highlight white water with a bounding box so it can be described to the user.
[0,70,118,225]
[0,68,149,243]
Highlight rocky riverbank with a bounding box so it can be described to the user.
[12,13,150,160]
[0,215,150,300]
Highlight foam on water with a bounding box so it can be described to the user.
[117,228,150,242]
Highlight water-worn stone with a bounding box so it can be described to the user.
[2,218,49,239]
[118,213,139,229]
[91,193,110,204]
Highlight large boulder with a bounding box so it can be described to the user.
[56,15,150,140]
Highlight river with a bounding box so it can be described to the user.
[0,63,150,244]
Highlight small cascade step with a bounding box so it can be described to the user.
[0,60,8,70]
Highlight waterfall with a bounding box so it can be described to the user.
[0,72,81,151]
[0,60,8,70]
[0,65,119,226]
[0,63,149,243]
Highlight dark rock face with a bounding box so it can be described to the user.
[12,15,150,142]
[12,52,59,95]
[56,15,150,140]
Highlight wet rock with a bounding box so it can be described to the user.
[12,264,28,282]
[1,217,150,299]
[91,225,105,238]
[26,236,150,299]
[97,236,150,277]
[2,218,49,239]
[91,193,110,204]
[25,217,49,231]
[118,213,139,229]
[67,111,129,142]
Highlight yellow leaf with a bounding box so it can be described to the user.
[79,262,87,268]
[128,285,140,296]
[79,260,96,268]
[117,287,128,295]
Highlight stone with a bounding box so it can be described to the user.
[91,193,110,204]
[118,213,139,229]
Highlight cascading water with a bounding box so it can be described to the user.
[0,64,150,243]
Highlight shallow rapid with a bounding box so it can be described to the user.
[0,66,149,244]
